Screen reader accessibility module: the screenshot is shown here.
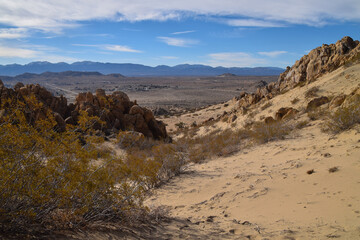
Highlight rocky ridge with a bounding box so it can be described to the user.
[234,36,360,109]
[0,80,168,140]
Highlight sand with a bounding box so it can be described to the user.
[143,64,360,239]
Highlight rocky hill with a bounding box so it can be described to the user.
[230,36,360,110]
[0,80,168,140]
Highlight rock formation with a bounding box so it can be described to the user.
[236,36,360,110]
[0,81,168,140]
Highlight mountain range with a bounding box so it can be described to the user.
[0,61,284,77]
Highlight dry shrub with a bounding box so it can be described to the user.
[291,97,300,104]
[328,167,339,173]
[295,120,309,129]
[325,96,360,133]
[251,120,292,143]
[307,108,328,121]
[261,102,272,110]
[305,86,320,98]
[178,128,251,163]
[0,96,145,233]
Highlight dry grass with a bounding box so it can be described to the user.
[291,97,300,104]
[324,96,360,133]
[305,86,320,98]
[261,101,272,110]
[328,167,339,173]
[177,128,251,163]
[250,120,292,143]
[307,108,328,121]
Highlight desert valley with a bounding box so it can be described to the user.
[0,36,359,240]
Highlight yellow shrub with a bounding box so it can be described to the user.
[0,95,144,233]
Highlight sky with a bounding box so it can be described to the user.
[0,0,360,68]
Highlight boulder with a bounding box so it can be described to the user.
[306,96,330,111]
[95,89,106,98]
[264,116,276,124]
[14,82,24,90]
[275,107,299,121]
[129,105,144,115]
[329,95,346,110]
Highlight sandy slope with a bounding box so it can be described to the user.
[143,64,360,239]
[146,125,360,239]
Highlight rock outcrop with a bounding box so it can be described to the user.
[0,82,168,140]
[236,36,360,110]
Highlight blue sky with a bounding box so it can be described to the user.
[0,0,359,68]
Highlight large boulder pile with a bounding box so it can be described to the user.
[71,89,167,139]
[0,80,168,140]
[277,36,360,92]
[236,36,360,110]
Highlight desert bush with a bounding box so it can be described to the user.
[261,102,272,110]
[305,86,319,98]
[291,97,300,104]
[295,120,309,129]
[0,95,163,234]
[178,128,251,163]
[307,108,328,121]
[175,121,186,129]
[325,96,360,133]
[251,120,292,143]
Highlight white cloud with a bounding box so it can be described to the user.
[0,46,38,58]
[158,36,198,47]
[0,0,359,32]
[0,28,28,38]
[105,45,142,53]
[0,45,78,62]
[73,44,142,53]
[171,30,196,35]
[207,52,266,67]
[258,51,287,57]
[227,19,284,27]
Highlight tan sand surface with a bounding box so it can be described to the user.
[144,64,360,239]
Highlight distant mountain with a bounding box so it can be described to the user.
[0,61,284,77]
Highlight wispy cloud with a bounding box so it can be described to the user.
[258,51,287,57]
[1,0,358,33]
[73,44,142,53]
[0,46,38,58]
[0,28,28,39]
[105,45,142,53]
[227,19,284,28]
[171,30,196,35]
[207,52,266,67]
[0,45,79,63]
[158,36,198,47]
